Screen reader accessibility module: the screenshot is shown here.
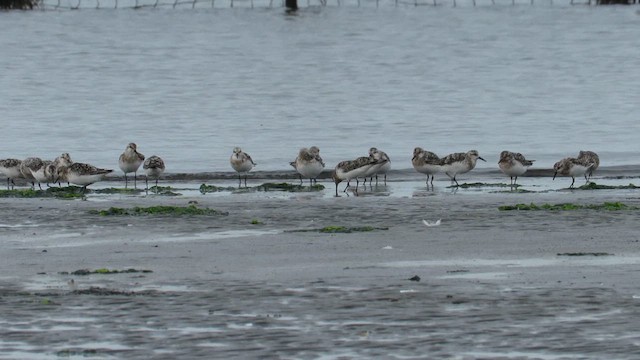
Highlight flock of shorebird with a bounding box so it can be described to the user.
[0,143,600,195]
[0,143,165,193]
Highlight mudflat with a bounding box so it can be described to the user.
[1,178,639,359]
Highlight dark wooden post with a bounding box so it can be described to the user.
[285,0,298,10]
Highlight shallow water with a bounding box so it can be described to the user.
[2,4,640,173]
[3,4,640,359]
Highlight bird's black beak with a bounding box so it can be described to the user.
[479,157,486,162]
[552,171,557,180]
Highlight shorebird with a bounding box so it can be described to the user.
[366,147,391,185]
[43,162,57,187]
[553,157,593,188]
[20,157,46,190]
[498,150,535,186]
[230,147,256,188]
[331,156,380,196]
[56,162,113,194]
[118,143,145,189]
[293,146,325,185]
[143,155,166,191]
[412,147,441,186]
[577,150,600,182]
[0,159,22,190]
[440,150,486,187]
[53,153,73,169]
[51,153,73,186]
[30,160,53,189]
[289,159,301,184]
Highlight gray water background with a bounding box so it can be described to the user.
[2,3,640,173]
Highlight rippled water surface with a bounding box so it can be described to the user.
[2,3,640,172]
[3,4,640,359]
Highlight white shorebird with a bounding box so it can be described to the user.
[20,157,46,190]
[331,156,380,196]
[292,146,325,185]
[440,150,486,187]
[56,162,113,194]
[0,159,23,190]
[143,155,166,191]
[366,147,391,185]
[577,150,600,182]
[553,157,593,188]
[412,147,441,186]
[118,143,145,189]
[498,150,535,186]
[230,147,256,188]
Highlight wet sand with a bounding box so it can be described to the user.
[1,174,640,359]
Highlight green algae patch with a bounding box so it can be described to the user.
[490,188,536,194]
[92,187,144,194]
[557,252,613,257]
[56,350,99,357]
[44,186,86,198]
[199,184,237,194]
[0,189,46,198]
[147,186,181,196]
[39,298,57,306]
[289,225,388,233]
[0,187,85,199]
[448,182,520,189]
[255,182,325,192]
[499,202,635,211]
[576,182,640,190]
[200,182,325,194]
[251,219,263,225]
[89,205,228,216]
[61,268,153,276]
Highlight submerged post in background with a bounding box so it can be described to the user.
[285,0,297,10]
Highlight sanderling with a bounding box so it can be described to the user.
[577,150,600,181]
[51,153,73,186]
[0,158,23,190]
[143,155,166,191]
[553,157,592,188]
[43,162,57,187]
[56,162,113,194]
[366,147,391,185]
[289,158,301,184]
[30,160,53,189]
[293,146,325,185]
[440,150,486,187]
[20,157,46,189]
[230,147,256,188]
[498,150,535,186]
[412,147,441,186]
[331,156,379,196]
[53,153,73,169]
[118,143,145,189]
